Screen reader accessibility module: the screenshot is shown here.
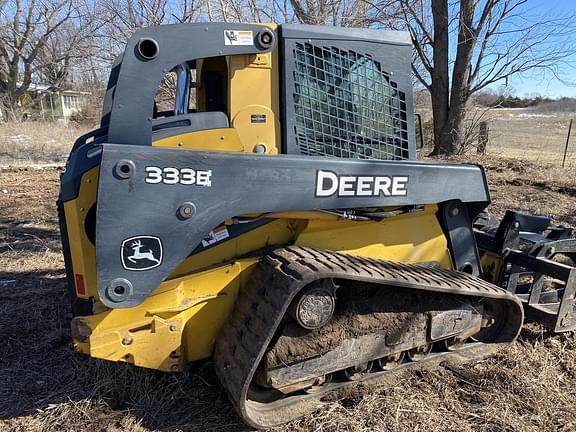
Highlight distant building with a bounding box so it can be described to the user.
[0,82,91,122]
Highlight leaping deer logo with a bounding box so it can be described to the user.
[121,236,163,271]
[127,240,160,264]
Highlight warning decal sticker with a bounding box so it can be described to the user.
[251,114,267,123]
[202,226,230,247]
[224,30,253,46]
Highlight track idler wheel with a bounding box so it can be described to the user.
[407,343,432,362]
[288,279,337,330]
[377,351,406,370]
[472,299,506,343]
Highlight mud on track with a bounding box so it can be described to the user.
[1,161,576,432]
[265,283,467,369]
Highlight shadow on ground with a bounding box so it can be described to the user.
[0,219,62,253]
[0,268,249,432]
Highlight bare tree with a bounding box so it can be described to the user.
[97,0,204,62]
[97,0,169,62]
[36,7,102,89]
[0,0,98,119]
[288,0,379,26]
[381,0,576,155]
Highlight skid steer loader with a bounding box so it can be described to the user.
[58,23,576,428]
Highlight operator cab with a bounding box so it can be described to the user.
[151,58,230,140]
[72,24,416,161]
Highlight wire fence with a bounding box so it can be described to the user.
[471,109,576,167]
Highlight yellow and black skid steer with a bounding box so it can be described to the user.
[58,23,576,428]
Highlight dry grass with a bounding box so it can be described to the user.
[435,154,576,226]
[417,107,576,166]
[484,109,576,167]
[2,121,576,431]
[1,107,573,167]
[0,121,89,166]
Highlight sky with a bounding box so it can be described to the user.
[503,0,576,98]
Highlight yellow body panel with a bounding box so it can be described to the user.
[63,167,99,302]
[295,205,452,268]
[72,204,452,370]
[169,218,300,279]
[153,128,245,152]
[74,260,258,371]
[228,51,280,154]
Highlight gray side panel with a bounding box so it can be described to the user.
[96,144,489,308]
[106,23,276,146]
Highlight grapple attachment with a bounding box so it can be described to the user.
[505,242,576,332]
[475,210,576,332]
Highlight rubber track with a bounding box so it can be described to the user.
[214,246,524,429]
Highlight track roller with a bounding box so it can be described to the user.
[407,343,433,361]
[344,362,373,381]
[304,374,332,394]
[377,351,405,370]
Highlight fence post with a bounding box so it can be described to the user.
[562,119,573,168]
[477,121,489,154]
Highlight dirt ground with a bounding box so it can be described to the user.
[1,155,576,432]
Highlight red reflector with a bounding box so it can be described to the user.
[75,274,86,296]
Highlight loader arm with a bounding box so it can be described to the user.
[87,144,490,308]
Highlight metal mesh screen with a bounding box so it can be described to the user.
[292,42,409,160]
